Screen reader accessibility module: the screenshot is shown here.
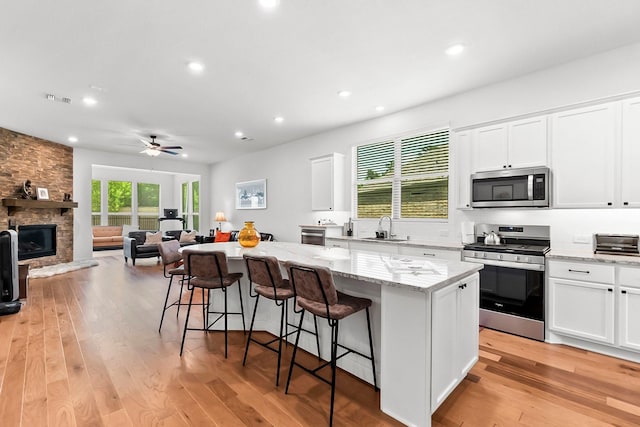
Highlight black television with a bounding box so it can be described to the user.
[164,208,178,218]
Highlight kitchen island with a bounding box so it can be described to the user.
[184,241,482,426]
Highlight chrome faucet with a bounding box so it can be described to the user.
[378,216,394,239]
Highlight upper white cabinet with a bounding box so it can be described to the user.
[454,131,472,209]
[311,153,344,211]
[551,103,616,208]
[620,97,640,207]
[472,116,547,172]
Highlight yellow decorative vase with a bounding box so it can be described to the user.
[238,221,260,248]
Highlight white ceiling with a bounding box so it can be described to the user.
[2,0,640,164]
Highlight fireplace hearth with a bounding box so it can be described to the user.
[18,224,56,260]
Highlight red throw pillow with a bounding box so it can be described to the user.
[214,231,231,242]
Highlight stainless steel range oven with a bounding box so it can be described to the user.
[462,224,550,341]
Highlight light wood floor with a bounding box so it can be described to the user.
[0,254,639,426]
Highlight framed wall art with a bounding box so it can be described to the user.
[36,187,49,200]
[235,179,266,209]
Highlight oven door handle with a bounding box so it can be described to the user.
[463,257,545,272]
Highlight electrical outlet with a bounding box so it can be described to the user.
[573,234,592,244]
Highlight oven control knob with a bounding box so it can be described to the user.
[515,255,520,261]
[499,254,503,260]
[483,253,487,258]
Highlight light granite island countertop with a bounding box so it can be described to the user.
[183,241,483,427]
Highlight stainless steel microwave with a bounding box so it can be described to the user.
[470,167,550,208]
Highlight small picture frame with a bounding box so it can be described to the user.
[235,179,267,210]
[36,187,49,200]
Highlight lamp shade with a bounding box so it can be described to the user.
[215,211,226,222]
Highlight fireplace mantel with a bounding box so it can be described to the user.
[2,198,78,216]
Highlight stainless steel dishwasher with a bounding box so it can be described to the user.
[300,228,325,245]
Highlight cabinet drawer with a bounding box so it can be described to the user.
[548,260,614,284]
[618,266,640,288]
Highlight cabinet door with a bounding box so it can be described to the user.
[455,131,472,209]
[508,116,548,169]
[551,103,616,208]
[619,287,640,352]
[457,275,479,376]
[620,97,640,207]
[311,156,334,210]
[431,282,459,410]
[548,277,615,344]
[472,124,508,172]
[325,238,348,249]
[397,245,461,261]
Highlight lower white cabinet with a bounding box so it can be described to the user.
[620,286,640,351]
[398,245,461,261]
[548,277,615,344]
[431,275,479,411]
[324,238,348,249]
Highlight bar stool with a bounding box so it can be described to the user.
[242,254,321,386]
[180,249,245,357]
[157,240,188,333]
[284,261,378,427]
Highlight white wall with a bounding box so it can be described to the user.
[210,42,640,247]
[74,148,210,260]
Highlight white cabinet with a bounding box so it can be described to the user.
[551,103,616,208]
[325,238,348,249]
[620,97,640,207]
[620,286,640,352]
[548,277,615,344]
[454,131,472,209]
[397,245,461,261]
[472,116,547,173]
[431,275,479,412]
[311,153,344,211]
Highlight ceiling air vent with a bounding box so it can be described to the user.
[46,94,55,101]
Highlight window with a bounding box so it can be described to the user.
[107,180,132,226]
[137,183,160,230]
[355,128,449,219]
[91,179,101,225]
[191,181,200,231]
[181,180,200,230]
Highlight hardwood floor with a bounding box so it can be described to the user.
[1,254,639,426]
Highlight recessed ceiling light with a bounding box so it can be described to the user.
[259,0,280,9]
[187,61,204,73]
[337,90,351,98]
[82,97,97,106]
[235,131,244,138]
[68,136,78,143]
[445,43,465,56]
[274,116,284,123]
[182,153,188,158]
[375,105,385,112]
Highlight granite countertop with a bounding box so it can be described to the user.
[325,235,463,251]
[547,249,640,266]
[184,241,481,293]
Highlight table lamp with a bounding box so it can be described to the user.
[215,211,227,231]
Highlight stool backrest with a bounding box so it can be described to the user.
[158,240,182,266]
[285,261,338,306]
[243,254,285,288]
[183,249,228,279]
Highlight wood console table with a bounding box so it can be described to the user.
[2,198,78,216]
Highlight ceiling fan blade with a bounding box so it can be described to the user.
[159,145,183,150]
[139,138,153,147]
[160,149,180,155]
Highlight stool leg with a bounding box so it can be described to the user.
[176,276,185,318]
[243,294,260,366]
[313,315,321,360]
[285,311,305,394]
[224,286,228,358]
[180,287,195,356]
[365,307,378,390]
[275,299,286,386]
[329,320,339,427]
[237,280,246,333]
[202,288,207,331]
[158,274,174,333]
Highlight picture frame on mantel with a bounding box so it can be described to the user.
[36,187,49,200]
[235,179,266,210]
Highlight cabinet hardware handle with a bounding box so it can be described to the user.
[494,302,504,308]
[608,288,613,292]
[458,284,464,289]
[568,269,590,274]
[423,253,436,257]
[503,165,506,168]
[607,202,612,206]
[624,202,629,206]
[508,164,512,168]
[622,290,627,294]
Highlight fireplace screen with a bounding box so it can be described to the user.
[18,224,57,260]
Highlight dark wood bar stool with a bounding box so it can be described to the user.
[180,249,245,357]
[157,240,188,333]
[242,254,321,386]
[284,261,378,427]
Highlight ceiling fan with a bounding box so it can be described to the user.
[139,135,183,156]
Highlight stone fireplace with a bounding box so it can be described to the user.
[0,127,74,268]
